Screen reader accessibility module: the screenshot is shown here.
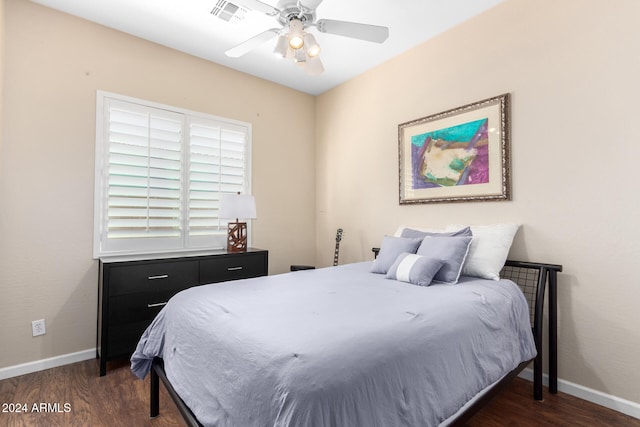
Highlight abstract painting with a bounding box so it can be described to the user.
[399,94,510,204]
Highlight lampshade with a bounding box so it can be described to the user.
[219,193,256,220]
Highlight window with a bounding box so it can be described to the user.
[94,91,251,258]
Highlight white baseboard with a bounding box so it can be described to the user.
[0,349,96,381]
[519,368,640,420]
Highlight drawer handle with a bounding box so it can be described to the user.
[227,266,243,271]
[147,302,168,308]
[148,274,169,280]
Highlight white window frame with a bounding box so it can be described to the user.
[93,91,252,258]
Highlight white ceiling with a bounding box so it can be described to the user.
[31,0,505,95]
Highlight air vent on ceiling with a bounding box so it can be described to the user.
[211,0,248,24]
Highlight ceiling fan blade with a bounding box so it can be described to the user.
[316,19,389,43]
[298,0,323,12]
[225,28,280,58]
[230,0,279,16]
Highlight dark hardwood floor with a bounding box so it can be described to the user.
[0,358,638,426]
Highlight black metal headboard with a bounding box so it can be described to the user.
[372,248,562,400]
[501,260,562,400]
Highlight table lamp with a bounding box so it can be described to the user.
[219,192,256,252]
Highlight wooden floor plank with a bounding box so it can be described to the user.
[0,358,637,426]
[465,375,640,427]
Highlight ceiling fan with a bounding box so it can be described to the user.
[222,0,389,75]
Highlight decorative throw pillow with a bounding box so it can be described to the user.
[446,224,520,280]
[401,226,472,239]
[416,235,473,284]
[386,253,446,286]
[370,236,422,274]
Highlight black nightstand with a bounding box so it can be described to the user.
[290,264,315,271]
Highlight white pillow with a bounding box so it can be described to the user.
[393,225,444,237]
[445,224,520,280]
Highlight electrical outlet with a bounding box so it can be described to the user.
[32,319,46,337]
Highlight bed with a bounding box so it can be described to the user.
[131,235,562,427]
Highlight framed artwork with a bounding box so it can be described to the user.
[398,93,511,204]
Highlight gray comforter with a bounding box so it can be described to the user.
[131,262,536,427]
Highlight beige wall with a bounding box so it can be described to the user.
[0,0,4,158]
[2,0,640,411]
[316,0,640,404]
[0,0,315,368]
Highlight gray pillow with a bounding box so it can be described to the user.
[371,236,422,274]
[401,226,472,239]
[416,236,473,284]
[386,253,446,286]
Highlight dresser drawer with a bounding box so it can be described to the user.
[108,260,199,296]
[200,252,266,284]
[108,290,178,326]
[107,321,151,358]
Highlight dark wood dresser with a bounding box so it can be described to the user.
[97,248,268,376]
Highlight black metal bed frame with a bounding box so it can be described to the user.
[149,258,562,425]
[501,260,563,400]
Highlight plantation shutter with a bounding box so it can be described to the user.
[99,99,184,254]
[94,92,251,257]
[187,118,249,248]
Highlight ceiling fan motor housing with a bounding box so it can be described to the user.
[276,1,315,26]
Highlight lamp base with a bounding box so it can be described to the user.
[227,221,248,252]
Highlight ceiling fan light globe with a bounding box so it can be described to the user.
[285,47,295,60]
[289,36,304,49]
[288,18,305,49]
[273,35,289,58]
[304,33,321,57]
[294,47,307,63]
[305,55,324,76]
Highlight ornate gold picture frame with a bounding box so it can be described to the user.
[399,93,511,204]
